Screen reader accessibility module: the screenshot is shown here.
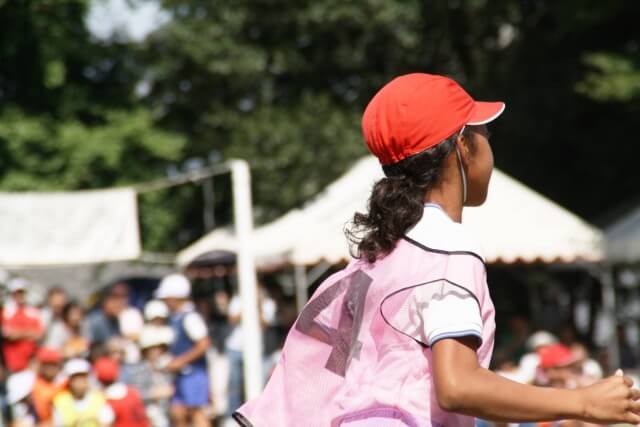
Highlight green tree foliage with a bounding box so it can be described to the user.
[577,53,640,102]
[2,0,639,254]
[476,0,640,219]
[0,0,186,250]
[139,0,518,223]
[0,108,183,190]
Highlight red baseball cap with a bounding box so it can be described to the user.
[538,344,577,369]
[362,73,505,165]
[93,357,120,383]
[36,347,63,364]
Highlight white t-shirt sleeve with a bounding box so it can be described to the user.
[119,307,144,337]
[53,408,64,427]
[261,298,276,324]
[228,295,242,317]
[413,281,483,346]
[43,321,68,349]
[183,312,208,341]
[99,402,115,424]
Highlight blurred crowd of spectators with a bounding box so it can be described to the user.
[0,274,286,427]
[478,316,639,427]
[2,274,637,427]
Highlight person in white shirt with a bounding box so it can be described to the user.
[225,283,276,416]
[40,287,67,331]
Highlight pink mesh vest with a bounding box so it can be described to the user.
[235,235,496,427]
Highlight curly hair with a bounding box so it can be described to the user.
[345,131,463,263]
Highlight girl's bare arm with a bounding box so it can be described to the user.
[432,336,640,424]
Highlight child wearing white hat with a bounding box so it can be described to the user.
[154,274,211,427]
[6,370,38,427]
[52,359,114,427]
[144,300,170,326]
[123,326,175,427]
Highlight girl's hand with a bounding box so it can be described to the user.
[579,370,640,424]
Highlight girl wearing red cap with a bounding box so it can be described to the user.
[233,74,640,427]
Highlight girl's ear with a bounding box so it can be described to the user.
[455,133,472,164]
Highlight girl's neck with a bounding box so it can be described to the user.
[425,189,463,223]
[425,156,465,223]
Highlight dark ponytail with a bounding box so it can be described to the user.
[346,134,458,263]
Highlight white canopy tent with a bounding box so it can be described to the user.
[605,205,640,264]
[179,157,621,367]
[178,156,604,268]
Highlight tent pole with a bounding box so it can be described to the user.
[230,160,263,400]
[307,261,331,285]
[294,264,307,313]
[600,265,620,371]
[202,177,215,231]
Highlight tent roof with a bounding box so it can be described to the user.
[605,205,640,263]
[178,157,603,268]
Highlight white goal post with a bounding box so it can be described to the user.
[229,159,263,399]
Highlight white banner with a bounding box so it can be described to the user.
[0,188,141,266]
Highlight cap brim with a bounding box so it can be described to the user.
[66,369,89,376]
[556,353,581,368]
[467,101,505,126]
[154,289,170,299]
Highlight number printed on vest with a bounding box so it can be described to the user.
[295,270,373,377]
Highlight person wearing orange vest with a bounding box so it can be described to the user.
[32,347,65,423]
[94,357,150,427]
[52,358,114,427]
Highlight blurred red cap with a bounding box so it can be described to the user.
[538,343,577,369]
[362,73,505,165]
[36,347,63,364]
[94,357,120,383]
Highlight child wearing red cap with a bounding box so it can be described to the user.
[234,73,640,427]
[94,357,150,427]
[32,347,64,422]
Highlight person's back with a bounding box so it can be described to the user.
[236,208,495,426]
[104,383,150,427]
[235,73,640,427]
[94,356,150,427]
[169,306,208,372]
[85,307,120,345]
[86,283,132,346]
[122,359,172,427]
